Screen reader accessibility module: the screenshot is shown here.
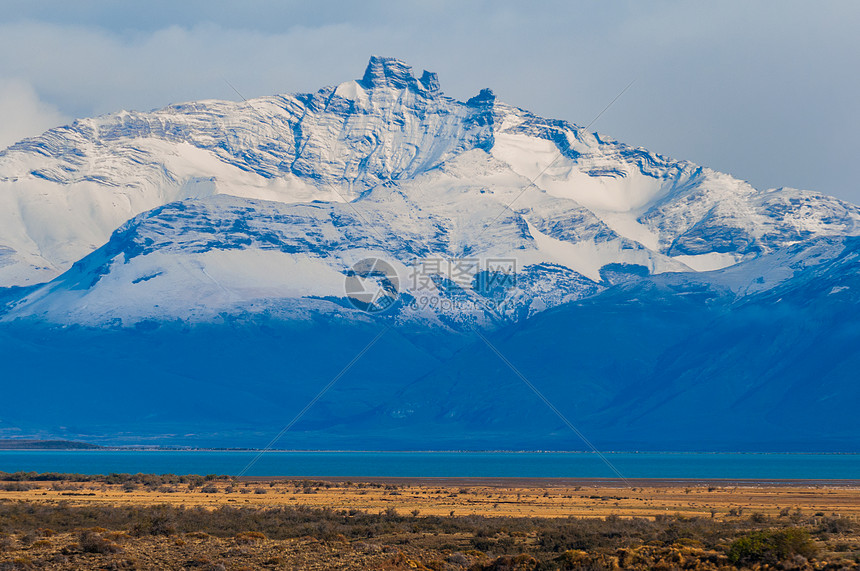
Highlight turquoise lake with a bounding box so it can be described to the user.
[0,451,857,479]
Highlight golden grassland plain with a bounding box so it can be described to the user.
[1,476,859,570]
[2,477,859,520]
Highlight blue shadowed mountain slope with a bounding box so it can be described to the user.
[1,237,857,451]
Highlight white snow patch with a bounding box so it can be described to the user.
[189,249,348,299]
[143,140,331,204]
[4,249,352,325]
[525,220,689,281]
[492,133,666,249]
[671,252,741,272]
[492,133,668,212]
[596,211,661,251]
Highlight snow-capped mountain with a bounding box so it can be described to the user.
[2,56,859,328]
[1,57,858,450]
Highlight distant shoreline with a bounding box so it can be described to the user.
[4,470,859,488]
[239,475,860,488]
[0,440,104,450]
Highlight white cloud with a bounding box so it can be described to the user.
[0,78,69,149]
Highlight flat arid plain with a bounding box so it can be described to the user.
[3,477,860,519]
[1,475,859,569]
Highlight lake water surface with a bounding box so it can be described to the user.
[0,451,857,479]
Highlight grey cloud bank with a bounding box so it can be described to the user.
[1,0,858,202]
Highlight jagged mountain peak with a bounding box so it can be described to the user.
[467,88,495,108]
[358,55,441,94]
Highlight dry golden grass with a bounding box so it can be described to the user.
[3,478,858,521]
[2,478,859,570]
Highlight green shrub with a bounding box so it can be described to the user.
[728,527,817,565]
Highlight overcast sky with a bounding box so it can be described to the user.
[1,1,858,202]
